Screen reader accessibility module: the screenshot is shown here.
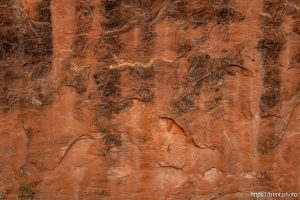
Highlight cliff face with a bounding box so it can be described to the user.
[0,0,300,199]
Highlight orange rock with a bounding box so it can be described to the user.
[0,0,299,199]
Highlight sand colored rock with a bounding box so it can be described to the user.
[0,0,299,199]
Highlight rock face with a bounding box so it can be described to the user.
[0,0,300,199]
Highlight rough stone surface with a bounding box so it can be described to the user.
[0,0,300,199]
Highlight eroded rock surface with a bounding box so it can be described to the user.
[0,0,299,199]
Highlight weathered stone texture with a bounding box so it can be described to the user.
[0,0,299,199]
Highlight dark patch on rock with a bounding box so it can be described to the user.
[283,3,298,16]
[257,1,285,166]
[173,93,196,114]
[261,14,283,28]
[127,66,155,103]
[0,87,15,112]
[176,42,193,56]
[139,25,157,58]
[0,0,53,111]
[260,87,280,113]
[30,61,51,80]
[100,132,123,156]
[71,76,88,94]
[101,0,126,30]
[292,54,300,63]
[75,0,94,34]
[263,69,280,87]
[102,36,124,49]
[33,85,53,107]
[70,0,94,61]
[190,0,244,27]
[37,0,52,22]
[187,54,210,82]
[102,0,122,12]
[99,99,133,117]
[94,68,120,85]
[20,84,54,109]
[260,68,281,113]
[72,35,88,58]
[296,82,300,95]
[189,54,210,69]
[208,59,229,84]
[258,36,285,65]
[129,66,155,80]
[104,133,122,147]
[2,69,21,82]
[191,8,210,27]
[288,0,300,4]
[65,66,90,94]
[258,0,285,116]
[101,82,121,97]
[171,54,233,114]
[94,67,133,138]
[25,0,53,56]
[166,0,188,20]
[293,21,300,35]
[18,186,34,200]
[0,41,13,60]
[209,67,226,82]
[94,37,124,63]
[257,170,272,186]
[137,88,154,103]
[258,134,281,154]
[94,68,121,98]
[217,7,237,23]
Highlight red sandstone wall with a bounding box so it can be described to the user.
[0,0,300,199]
